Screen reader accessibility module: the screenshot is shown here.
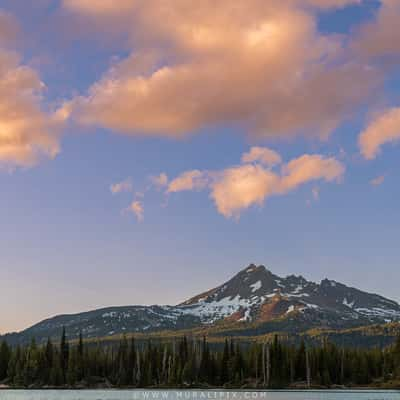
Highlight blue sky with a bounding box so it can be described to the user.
[1,0,400,333]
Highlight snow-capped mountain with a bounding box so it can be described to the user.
[179,264,400,325]
[4,264,400,345]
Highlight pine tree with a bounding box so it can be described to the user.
[66,347,78,385]
[0,340,11,381]
[76,331,84,381]
[199,336,209,383]
[7,345,21,383]
[60,327,69,383]
[22,339,39,386]
[128,337,136,385]
[394,334,400,378]
[220,338,230,384]
[44,338,54,380]
[50,355,63,386]
[2,330,399,388]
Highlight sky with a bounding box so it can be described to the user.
[1,0,400,334]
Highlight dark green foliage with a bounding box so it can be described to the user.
[0,340,11,381]
[59,327,69,383]
[2,330,400,388]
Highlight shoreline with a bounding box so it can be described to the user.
[1,386,400,391]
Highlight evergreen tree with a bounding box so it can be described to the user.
[23,339,39,386]
[220,338,230,384]
[60,327,69,383]
[76,332,84,381]
[2,332,400,388]
[0,341,11,381]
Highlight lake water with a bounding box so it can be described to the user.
[0,390,400,400]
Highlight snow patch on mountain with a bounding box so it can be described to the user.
[286,305,295,314]
[179,295,256,323]
[250,280,262,292]
[343,298,355,308]
[239,308,251,321]
[355,307,400,319]
[6,264,400,345]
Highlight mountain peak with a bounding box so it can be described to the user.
[178,265,400,326]
[244,263,257,272]
[5,263,400,345]
[243,264,267,274]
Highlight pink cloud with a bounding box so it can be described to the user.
[110,178,133,194]
[127,200,144,221]
[150,172,168,189]
[359,107,400,159]
[370,175,385,186]
[304,0,361,7]
[0,11,18,44]
[210,164,280,218]
[60,0,378,141]
[280,154,345,192]
[241,146,282,167]
[167,170,209,193]
[352,0,400,60]
[312,186,320,201]
[0,10,61,169]
[166,148,345,218]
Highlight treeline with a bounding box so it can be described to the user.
[1,329,400,388]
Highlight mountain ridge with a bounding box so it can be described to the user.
[3,264,400,345]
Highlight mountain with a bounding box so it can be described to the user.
[4,264,400,345]
[181,264,400,326]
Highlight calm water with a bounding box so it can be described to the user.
[0,390,399,400]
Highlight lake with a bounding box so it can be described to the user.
[0,390,400,400]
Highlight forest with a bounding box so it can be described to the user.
[1,329,400,389]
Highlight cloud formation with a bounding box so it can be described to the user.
[0,11,60,169]
[0,11,18,44]
[312,186,320,201]
[127,200,144,221]
[352,0,400,61]
[150,173,168,189]
[241,146,282,167]
[359,107,400,159]
[304,0,361,7]
[62,0,363,17]
[210,164,280,218]
[279,154,344,192]
[165,147,345,218]
[110,178,133,194]
[61,0,377,141]
[167,170,208,193]
[370,175,385,186]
